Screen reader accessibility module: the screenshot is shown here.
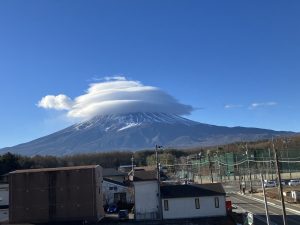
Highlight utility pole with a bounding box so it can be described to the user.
[233,153,237,181]
[261,174,271,225]
[236,154,242,192]
[208,153,214,183]
[284,138,292,179]
[198,152,203,184]
[272,139,287,225]
[155,145,163,182]
[268,148,274,180]
[131,155,134,177]
[218,154,222,182]
[245,144,253,193]
[155,144,163,220]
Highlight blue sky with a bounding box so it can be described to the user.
[0,1,300,148]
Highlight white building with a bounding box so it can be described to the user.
[102,178,133,205]
[160,183,226,219]
[133,170,160,220]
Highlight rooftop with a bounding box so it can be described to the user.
[103,178,129,187]
[160,183,226,198]
[103,168,127,177]
[133,170,157,181]
[10,165,100,174]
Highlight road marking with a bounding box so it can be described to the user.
[231,196,280,216]
[234,193,300,225]
[237,193,300,216]
[232,201,278,225]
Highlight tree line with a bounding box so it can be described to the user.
[0,149,188,176]
[2,136,299,176]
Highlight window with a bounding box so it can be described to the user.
[195,198,200,209]
[109,187,113,190]
[215,197,219,208]
[114,186,117,191]
[114,192,127,203]
[164,200,169,211]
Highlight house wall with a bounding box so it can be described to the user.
[9,166,104,223]
[134,181,160,220]
[162,195,226,219]
[0,184,9,206]
[102,180,132,205]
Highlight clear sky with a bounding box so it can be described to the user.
[0,0,300,148]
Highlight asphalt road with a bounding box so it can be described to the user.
[229,193,300,225]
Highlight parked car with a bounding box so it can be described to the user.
[288,180,300,186]
[264,181,276,188]
[107,204,118,213]
[118,209,129,220]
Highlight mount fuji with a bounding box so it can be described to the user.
[0,112,293,156]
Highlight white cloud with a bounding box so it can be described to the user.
[38,78,193,120]
[37,94,73,110]
[249,101,278,109]
[224,104,243,109]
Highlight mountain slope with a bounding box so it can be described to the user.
[0,112,293,156]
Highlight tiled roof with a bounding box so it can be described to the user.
[160,183,226,198]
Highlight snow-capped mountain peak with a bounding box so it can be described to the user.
[74,112,199,132]
[0,112,293,156]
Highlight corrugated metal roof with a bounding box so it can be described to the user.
[161,183,226,198]
[9,165,100,174]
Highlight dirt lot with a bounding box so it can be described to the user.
[260,185,300,203]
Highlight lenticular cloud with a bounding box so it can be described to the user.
[37,77,193,120]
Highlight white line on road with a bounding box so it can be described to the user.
[237,193,300,216]
[234,194,300,225]
[231,201,278,225]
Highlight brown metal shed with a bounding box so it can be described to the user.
[9,165,104,224]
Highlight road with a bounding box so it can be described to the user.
[229,193,300,225]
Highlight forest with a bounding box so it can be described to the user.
[1,135,300,176]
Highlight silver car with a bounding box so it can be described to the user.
[288,180,300,186]
[264,181,276,188]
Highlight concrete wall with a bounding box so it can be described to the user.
[9,166,104,224]
[162,196,226,219]
[134,181,160,220]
